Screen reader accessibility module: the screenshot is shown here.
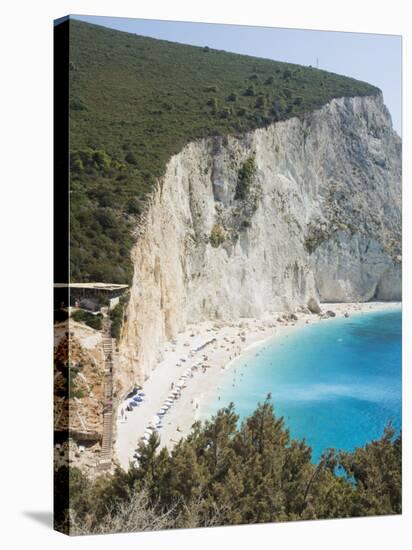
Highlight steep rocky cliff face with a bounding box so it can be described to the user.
[118,94,401,386]
[54,323,105,438]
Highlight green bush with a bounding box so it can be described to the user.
[218,107,232,119]
[255,95,266,109]
[70,97,87,111]
[68,366,85,399]
[243,85,255,96]
[92,150,111,170]
[210,223,226,247]
[110,303,124,340]
[235,156,257,200]
[125,151,138,165]
[71,309,102,330]
[70,148,112,172]
[207,97,218,112]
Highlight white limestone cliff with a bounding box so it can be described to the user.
[117,93,401,388]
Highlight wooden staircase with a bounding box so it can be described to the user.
[97,318,115,471]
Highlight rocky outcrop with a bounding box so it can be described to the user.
[54,322,106,439]
[118,93,401,388]
[307,297,322,314]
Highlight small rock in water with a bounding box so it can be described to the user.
[321,310,337,319]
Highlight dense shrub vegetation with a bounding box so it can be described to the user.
[55,400,401,534]
[235,156,257,199]
[69,19,379,284]
[71,309,102,330]
[110,302,124,340]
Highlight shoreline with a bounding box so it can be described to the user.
[114,301,400,470]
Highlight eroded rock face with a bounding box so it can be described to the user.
[54,322,105,438]
[118,94,401,387]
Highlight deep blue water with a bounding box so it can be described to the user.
[205,308,402,463]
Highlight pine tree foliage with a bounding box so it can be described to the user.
[55,400,401,534]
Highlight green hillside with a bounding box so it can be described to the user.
[68,19,379,283]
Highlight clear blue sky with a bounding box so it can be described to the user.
[72,15,402,135]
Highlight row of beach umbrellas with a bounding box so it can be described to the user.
[137,365,196,452]
[132,339,215,463]
[126,390,145,409]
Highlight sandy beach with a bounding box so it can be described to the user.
[114,301,400,470]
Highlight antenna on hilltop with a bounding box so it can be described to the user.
[316,57,319,69]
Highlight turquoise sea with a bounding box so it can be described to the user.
[205,308,402,463]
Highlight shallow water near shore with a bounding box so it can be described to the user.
[204,308,402,462]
